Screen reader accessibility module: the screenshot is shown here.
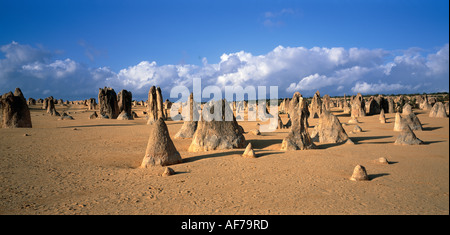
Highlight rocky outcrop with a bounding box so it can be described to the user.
[1,88,32,128]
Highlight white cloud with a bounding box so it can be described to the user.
[426,43,449,76]
[0,41,448,100]
[351,82,412,94]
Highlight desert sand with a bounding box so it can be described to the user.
[0,103,448,215]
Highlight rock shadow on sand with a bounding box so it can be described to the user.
[183,150,243,163]
[350,135,393,144]
[422,126,442,131]
[249,139,283,149]
[59,123,140,128]
[368,173,390,180]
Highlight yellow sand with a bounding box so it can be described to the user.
[0,103,448,214]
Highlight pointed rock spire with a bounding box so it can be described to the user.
[394,125,424,145]
[242,143,256,158]
[141,118,182,167]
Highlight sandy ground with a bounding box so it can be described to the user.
[0,103,448,215]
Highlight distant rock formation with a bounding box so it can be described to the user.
[310,90,322,118]
[98,87,119,119]
[46,97,60,116]
[89,111,98,119]
[379,109,386,123]
[350,93,366,118]
[402,103,412,115]
[429,102,448,118]
[117,89,133,120]
[87,98,97,111]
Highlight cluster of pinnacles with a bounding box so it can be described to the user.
[2,86,448,180]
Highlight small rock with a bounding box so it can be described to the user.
[352,125,362,133]
[348,117,359,124]
[250,129,261,135]
[378,157,389,165]
[350,165,369,181]
[242,143,256,158]
[23,133,29,136]
[345,138,354,145]
[161,167,175,177]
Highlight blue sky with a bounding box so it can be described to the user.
[0,0,448,100]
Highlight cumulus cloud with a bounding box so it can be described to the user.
[0,42,113,99]
[0,41,448,100]
[351,82,414,94]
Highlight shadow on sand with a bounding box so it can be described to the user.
[59,123,141,128]
[350,135,393,144]
[422,126,443,131]
[183,150,243,163]
[249,139,283,149]
[369,173,390,180]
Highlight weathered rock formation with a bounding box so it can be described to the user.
[117,89,133,120]
[141,118,182,167]
[402,103,412,115]
[394,125,424,145]
[387,96,395,113]
[98,87,119,119]
[59,112,74,120]
[188,99,246,152]
[350,93,366,118]
[1,88,32,128]
[429,102,448,118]
[379,109,386,123]
[175,93,199,139]
[394,112,422,131]
[322,94,331,111]
[242,143,256,158]
[46,97,60,116]
[310,91,322,118]
[393,112,405,131]
[147,86,165,124]
[87,98,97,111]
[310,110,348,144]
[89,111,98,119]
[281,92,315,150]
[350,165,369,181]
[366,96,381,115]
[403,113,422,131]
